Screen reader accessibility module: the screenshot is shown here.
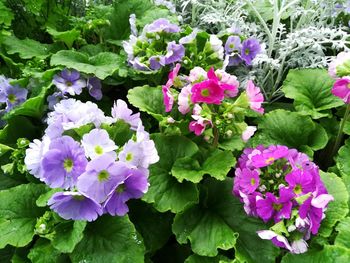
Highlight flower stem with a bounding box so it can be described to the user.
[212,126,219,148]
[331,104,350,158]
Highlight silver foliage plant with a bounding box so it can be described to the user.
[171,0,350,101]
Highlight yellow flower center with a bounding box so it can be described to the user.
[201,89,210,97]
[265,157,275,165]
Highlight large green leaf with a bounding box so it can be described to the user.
[336,138,350,176]
[335,217,350,249]
[172,178,279,261]
[143,134,199,213]
[70,215,145,263]
[172,149,236,183]
[51,221,87,253]
[282,69,342,119]
[0,2,14,27]
[318,172,349,237]
[0,184,47,248]
[2,36,52,59]
[127,86,166,121]
[251,110,328,154]
[46,27,80,49]
[51,50,128,79]
[27,239,61,263]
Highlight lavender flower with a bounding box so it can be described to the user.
[103,168,148,216]
[77,155,127,203]
[129,14,138,36]
[144,18,180,34]
[87,77,102,100]
[225,36,242,54]
[52,69,86,96]
[241,38,261,65]
[0,84,28,111]
[81,129,117,159]
[179,29,198,44]
[48,191,103,221]
[41,136,87,188]
[164,41,185,64]
[47,92,66,110]
[111,99,142,130]
[149,55,166,70]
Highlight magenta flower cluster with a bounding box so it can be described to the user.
[162,64,264,139]
[25,99,159,221]
[233,145,333,254]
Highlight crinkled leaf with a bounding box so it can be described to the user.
[251,110,328,153]
[127,86,166,121]
[0,2,14,27]
[101,120,134,147]
[185,254,233,263]
[28,239,61,263]
[51,221,86,253]
[51,50,128,79]
[282,69,342,119]
[2,36,52,59]
[335,217,350,249]
[143,134,199,213]
[70,215,145,263]
[336,138,350,176]
[0,184,47,248]
[318,171,349,237]
[172,178,279,260]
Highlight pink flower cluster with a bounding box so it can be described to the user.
[233,145,333,254]
[328,52,350,103]
[162,64,264,136]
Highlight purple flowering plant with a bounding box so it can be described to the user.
[233,145,333,254]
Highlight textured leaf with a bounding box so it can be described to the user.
[185,254,233,263]
[335,217,350,249]
[172,178,279,261]
[251,110,328,153]
[46,27,80,49]
[318,172,349,237]
[0,184,47,248]
[70,215,145,263]
[127,86,166,121]
[143,134,199,213]
[0,2,14,27]
[282,69,342,119]
[28,239,61,263]
[51,50,128,79]
[336,138,350,176]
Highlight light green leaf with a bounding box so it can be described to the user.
[36,188,61,207]
[2,36,52,59]
[70,215,145,263]
[172,178,279,261]
[335,217,350,249]
[282,69,342,119]
[318,172,349,237]
[28,239,61,263]
[251,110,328,154]
[46,27,80,49]
[0,184,47,248]
[127,86,166,121]
[51,50,128,79]
[0,2,14,27]
[143,134,199,213]
[336,138,350,176]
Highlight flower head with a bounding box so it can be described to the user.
[0,84,28,111]
[328,52,350,78]
[87,77,102,100]
[162,64,181,112]
[144,18,180,34]
[111,99,142,130]
[164,41,185,64]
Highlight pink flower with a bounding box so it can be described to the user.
[331,77,350,104]
[246,80,264,114]
[242,126,257,142]
[328,52,350,79]
[162,64,181,112]
[178,85,192,114]
[215,69,239,98]
[188,67,207,83]
[191,68,225,104]
[189,116,212,136]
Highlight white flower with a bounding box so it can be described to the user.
[81,129,117,159]
[209,34,224,59]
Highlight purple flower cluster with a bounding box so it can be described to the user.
[233,145,333,254]
[123,17,184,71]
[49,69,102,109]
[25,99,159,221]
[0,75,28,112]
[224,36,261,67]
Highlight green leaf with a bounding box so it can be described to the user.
[318,172,349,237]
[70,215,145,263]
[282,69,342,119]
[172,178,279,260]
[0,184,47,248]
[36,188,61,207]
[51,221,87,253]
[143,134,199,213]
[2,36,52,59]
[0,2,14,27]
[128,200,173,253]
[46,27,80,49]
[281,246,350,263]
[185,254,233,263]
[251,110,328,154]
[335,217,350,249]
[336,138,350,176]
[172,150,236,183]
[127,86,166,121]
[101,120,134,147]
[51,50,128,79]
[28,239,61,263]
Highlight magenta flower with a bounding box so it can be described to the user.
[235,168,260,194]
[238,191,261,217]
[41,136,88,189]
[189,115,212,136]
[48,191,103,222]
[191,68,225,104]
[331,77,350,103]
[285,169,315,196]
[256,188,294,223]
[162,64,181,112]
[103,168,149,216]
[251,145,289,168]
[215,70,239,98]
[246,80,264,113]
